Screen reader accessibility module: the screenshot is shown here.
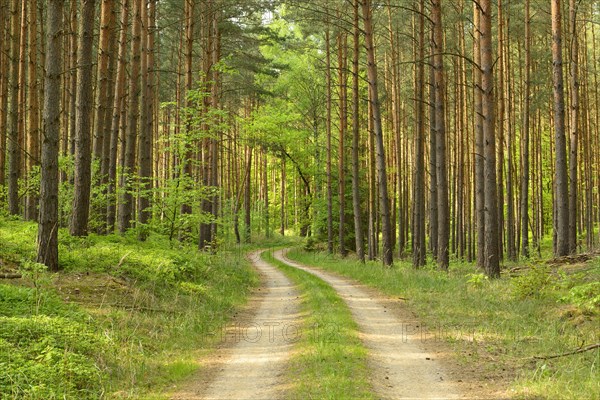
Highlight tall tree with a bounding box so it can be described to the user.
[520,0,531,258]
[432,0,449,270]
[568,0,579,253]
[7,0,21,215]
[119,0,142,233]
[412,0,426,268]
[480,0,500,277]
[37,0,63,271]
[351,0,365,263]
[337,32,348,257]
[70,0,97,236]
[25,0,40,221]
[551,0,570,256]
[362,0,393,266]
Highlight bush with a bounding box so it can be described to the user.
[561,282,600,314]
[512,264,553,299]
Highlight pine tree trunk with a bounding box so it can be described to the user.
[0,0,8,188]
[338,32,347,257]
[107,0,129,232]
[568,0,579,254]
[351,0,365,263]
[432,0,449,270]
[412,0,426,268]
[551,0,570,256]
[481,0,500,278]
[362,0,393,266]
[70,0,97,237]
[25,0,40,221]
[118,0,141,233]
[7,0,21,216]
[520,0,531,258]
[37,0,63,271]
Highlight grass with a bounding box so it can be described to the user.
[0,217,270,399]
[285,248,600,400]
[262,249,374,400]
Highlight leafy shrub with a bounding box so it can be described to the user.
[512,264,553,298]
[0,316,108,399]
[560,282,600,314]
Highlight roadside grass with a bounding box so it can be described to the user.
[262,250,374,400]
[0,217,295,399]
[286,248,600,400]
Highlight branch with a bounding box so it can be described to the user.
[532,343,600,360]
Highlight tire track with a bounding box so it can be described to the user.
[172,250,301,400]
[274,248,461,400]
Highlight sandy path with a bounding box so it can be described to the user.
[274,249,462,400]
[172,250,301,400]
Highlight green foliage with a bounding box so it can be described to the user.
[465,272,489,288]
[512,264,553,299]
[561,282,600,314]
[0,285,107,399]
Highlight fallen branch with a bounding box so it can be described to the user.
[0,273,22,279]
[533,343,600,360]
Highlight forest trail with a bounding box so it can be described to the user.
[273,249,463,400]
[171,250,301,400]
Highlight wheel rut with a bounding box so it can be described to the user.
[171,250,301,400]
[274,248,462,400]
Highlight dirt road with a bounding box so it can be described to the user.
[171,250,301,400]
[273,248,461,400]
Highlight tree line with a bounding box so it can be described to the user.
[0,0,598,278]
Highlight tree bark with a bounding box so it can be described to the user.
[568,0,579,254]
[412,0,426,268]
[118,0,142,233]
[481,0,500,278]
[520,0,531,258]
[25,0,40,221]
[37,0,63,271]
[432,0,449,270]
[107,0,129,232]
[551,0,570,256]
[7,0,21,215]
[70,0,97,236]
[362,0,393,266]
[351,0,365,263]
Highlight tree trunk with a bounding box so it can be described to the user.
[338,32,347,257]
[7,0,21,215]
[70,0,96,236]
[107,0,129,232]
[325,23,333,253]
[481,0,500,278]
[25,0,40,221]
[362,0,393,266]
[520,0,531,258]
[0,0,8,189]
[412,0,426,268]
[118,0,142,233]
[351,0,365,263]
[432,0,449,270]
[37,0,63,271]
[551,0,570,256]
[568,0,579,254]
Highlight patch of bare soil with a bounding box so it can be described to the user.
[171,250,302,400]
[274,249,510,400]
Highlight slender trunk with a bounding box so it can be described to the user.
[432,0,449,270]
[107,0,129,232]
[520,0,531,258]
[325,24,333,253]
[412,0,426,268]
[118,0,141,233]
[7,0,21,215]
[568,0,579,254]
[351,0,365,262]
[551,0,569,256]
[0,0,8,188]
[338,32,347,257]
[37,0,63,271]
[474,3,485,269]
[481,0,500,278]
[362,0,393,266]
[70,0,97,237]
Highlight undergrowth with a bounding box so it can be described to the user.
[286,248,600,400]
[0,217,263,399]
[262,250,373,400]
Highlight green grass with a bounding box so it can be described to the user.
[285,248,600,400]
[0,217,269,399]
[262,250,374,400]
